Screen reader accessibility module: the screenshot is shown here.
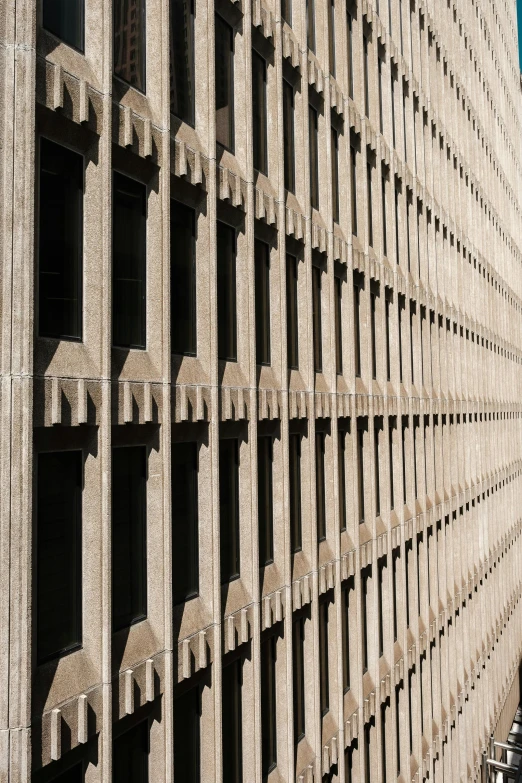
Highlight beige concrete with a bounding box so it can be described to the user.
[2,0,522,780]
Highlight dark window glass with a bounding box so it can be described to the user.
[354,282,361,377]
[347,13,354,99]
[370,291,377,379]
[174,686,200,783]
[377,559,384,655]
[361,567,370,672]
[382,173,387,256]
[112,446,147,631]
[365,724,372,783]
[309,106,319,209]
[261,636,277,776]
[405,539,412,626]
[217,222,237,361]
[374,423,380,516]
[293,617,306,742]
[335,277,343,375]
[345,746,353,783]
[389,421,395,510]
[385,293,391,381]
[170,0,195,124]
[113,172,146,349]
[171,200,196,355]
[410,304,415,386]
[306,0,315,51]
[363,34,370,117]
[391,72,396,147]
[289,434,302,552]
[222,659,242,783]
[255,240,271,365]
[395,687,401,772]
[46,764,84,783]
[315,432,326,541]
[43,0,84,50]
[37,451,82,664]
[220,439,240,582]
[286,254,299,369]
[413,418,418,498]
[319,601,329,715]
[281,0,291,24]
[398,298,404,383]
[113,720,149,783]
[114,0,146,91]
[381,702,387,783]
[350,146,357,235]
[331,127,340,223]
[378,57,384,133]
[342,585,351,690]
[357,425,365,523]
[395,186,400,264]
[172,442,199,604]
[367,162,373,247]
[258,436,274,566]
[283,81,295,192]
[39,138,83,341]
[338,430,347,531]
[406,196,411,270]
[253,52,268,175]
[312,265,323,373]
[328,0,336,76]
[215,15,234,149]
[392,550,398,641]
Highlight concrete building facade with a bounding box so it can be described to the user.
[2,0,522,781]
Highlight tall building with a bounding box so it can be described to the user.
[2,0,522,781]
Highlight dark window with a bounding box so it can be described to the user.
[377,559,384,655]
[220,439,240,582]
[312,265,323,373]
[361,567,370,671]
[394,186,400,264]
[215,15,234,149]
[309,106,319,209]
[112,446,147,631]
[391,71,396,147]
[289,434,302,552]
[113,720,149,783]
[405,539,412,626]
[357,425,365,523]
[286,254,299,369]
[217,222,237,361]
[354,281,362,377]
[367,162,373,247]
[45,764,84,783]
[389,420,395,510]
[43,0,84,50]
[350,145,357,234]
[255,240,271,365]
[328,0,336,75]
[331,127,340,223]
[319,601,329,714]
[174,686,200,783]
[347,12,354,99]
[171,200,196,355]
[364,725,372,783]
[398,297,404,383]
[338,430,347,531]
[306,0,315,51]
[370,291,377,379]
[293,616,306,742]
[410,303,415,386]
[172,442,199,604]
[378,56,384,133]
[374,422,381,516]
[222,659,242,783]
[38,138,83,341]
[381,172,387,256]
[258,436,274,567]
[385,292,391,381]
[395,687,401,772]
[283,81,295,193]
[392,549,398,641]
[381,702,387,783]
[342,584,351,690]
[114,0,146,91]
[253,52,268,174]
[261,636,277,776]
[345,746,354,783]
[113,173,146,349]
[335,276,343,375]
[315,432,326,541]
[363,34,370,117]
[281,0,291,24]
[401,418,407,505]
[37,451,82,664]
[170,0,195,124]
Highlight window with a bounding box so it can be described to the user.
[410,302,415,386]
[114,0,146,91]
[45,764,84,783]
[255,240,271,365]
[286,254,299,369]
[261,636,277,775]
[381,171,387,256]
[37,451,82,663]
[398,297,404,383]
[392,549,399,641]
[385,291,391,381]
[220,439,240,582]
[328,0,336,75]
[391,70,396,147]
[112,446,147,631]
[347,12,354,99]
[172,442,199,604]
[281,0,291,24]
[171,201,196,355]
[217,222,237,361]
[113,173,147,349]
[113,720,149,782]
[331,127,340,223]
[363,33,370,117]
[395,686,401,772]
[251,55,269,177]
[258,436,274,566]
[312,265,323,373]
[377,558,385,655]
[222,659,243,783]
[405,539,412,626]
[319,601,329,715]
[315,432,326,541]
[342,584,351,690]
[354,279,362,377]
[350,145,358,235]
[174,686,200,783]
[43,0,84,50]
[289,434,302,552]
[283,81,295,192]
[338,430,347,531]
[401,418,407,505]
[381,701,388,783]
[306,0,315,51]
[361,567,370,671]
[309,106,319,209]
[367,161,373,247]
[215,15,234,149]
[357,424,365,523]
[378,56,384,132]
[345,746,354,783]
[370,290,377,379]
[394,185,400,264]
[170,0,195,124]
[389,419,395,510]
[374,421,381,516]
[38,138,83,341]
[334,276,343,374]
[293,616,306,742]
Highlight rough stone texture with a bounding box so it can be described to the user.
[1,0,522,781]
